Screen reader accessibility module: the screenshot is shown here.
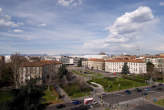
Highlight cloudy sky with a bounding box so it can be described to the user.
[0,0,164,55]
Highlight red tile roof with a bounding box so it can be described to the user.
[88,58,105,62]
[105,59,145,63]
[20,60,62,67]
[145,56,164,58]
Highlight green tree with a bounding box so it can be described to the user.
[147,62,154,73]
[121,62,130,74]
[1,65,13,84]
[10,79,46,110]
[77,59,82,67]
[146,61,155,80]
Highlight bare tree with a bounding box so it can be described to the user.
[10,53,28,88]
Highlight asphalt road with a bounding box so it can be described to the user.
[131,103,164,110]
[103,84,164,105]
[46,102,87,110]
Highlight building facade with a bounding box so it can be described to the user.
[18,60,62,85]
[84,58,105,71]
[105,59,147,74]
[145,56,164,72]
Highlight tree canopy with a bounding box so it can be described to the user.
[146,62,154,73]
[121,62,130,74]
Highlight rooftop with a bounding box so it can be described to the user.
[20,60,62,67]
[105,59,145,63]
[88,58,105,62]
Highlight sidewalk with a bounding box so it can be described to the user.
[56,85,72,103]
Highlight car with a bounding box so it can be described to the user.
[143,92,148,96]
[92,101,98,105]
[102,93,107,97]
[125,90,131,94]
[136,88,142,92]
[157,87,163,91]
[144,88,150,91]
[158,83,163,86]
[56,104,66,109]
[151,85,157,88]
[72,100,81,105]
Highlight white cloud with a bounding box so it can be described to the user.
[83,6,157,53]
[39,23,47,27]
[0,8,22,27]
[13,29,24,33]
[160,2,164,6]
[106,6,154,42]
[57,0,83,7]
[0,8,2,13]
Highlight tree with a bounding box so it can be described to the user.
[1,64,13,85]
[146,62,154,79]
[10,79,46,110]
[57,64,72,85]
[77,58,82,67]
[10,53,28,88]
[121,62,130,74]
[147,62,154,73]
[58,64,68,79]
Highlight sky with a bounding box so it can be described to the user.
[0,0,164,55]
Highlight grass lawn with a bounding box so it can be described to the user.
[62,82,92,98]
[0,90,14,103]
[72,70,88,77]
[72,70,104,79]
[89,77,147,92]
[122,74,148,83]
[42,87,62,104]
[155,99,164,107]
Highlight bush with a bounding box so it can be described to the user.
[62,82,92,98]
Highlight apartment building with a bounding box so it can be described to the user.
[145,56,164,72]
[105,59,147,74]
[18,60,62,85]
[83,58,105,70]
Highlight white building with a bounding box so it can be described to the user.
[105,59,147,74]
[145,56,164,72]
[4,55,11,63]
[60,56,74,65]
[83,55,108,59]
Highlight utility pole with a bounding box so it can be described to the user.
[136,47,140,57]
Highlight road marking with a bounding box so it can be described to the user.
[116,94,125,96]
[148,91,160,93]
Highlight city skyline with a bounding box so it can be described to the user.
[0,0,164,55]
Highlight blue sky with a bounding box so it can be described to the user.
[0,0,164,55]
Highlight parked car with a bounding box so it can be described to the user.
[136,88,142,92]
[56,104,66,109]
[157,87,163,91]
[158,83,163,86]
[143,92,148,96]
[102,93,107,97]
[125,90,131,94]
[151,85,156,88]
[72,100,81,105]
[144,88,150,91]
